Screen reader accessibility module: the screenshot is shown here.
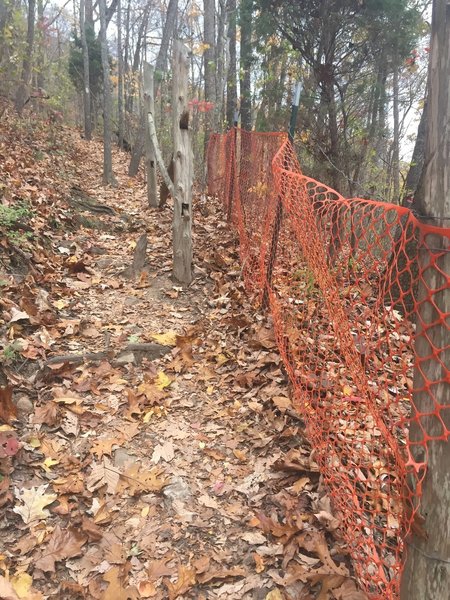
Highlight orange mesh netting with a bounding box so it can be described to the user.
[207,129,450,598]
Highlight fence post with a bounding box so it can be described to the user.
[172,40,193,285]
[262,82,302,309]
[226,127,237,221]
[143,62,158,208]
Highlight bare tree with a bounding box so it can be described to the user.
[99,0,116,184]
[15,0,36,114]
[80,0,92,140]
[204,0,216,154]
[226,0,237,128]
[128,0,178,177]
[117,0,124,148]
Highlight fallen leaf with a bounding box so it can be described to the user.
[241,531,267,545]
[35,526,87,572]
[164,565,196,600]
[13,485,57,524]
[101,566,139,600]
[272,396,292,412]
[198,493,219,509]
[155,371,172,391]
[147,556,175,581]
[119,464,168,495]
[150,331,177,346]
[0,431,20,458]
[197,565,246,584]
[10,572,32,599]
[9,308,30,323]
[253,552,265,573]
[0,387,17,424]
[0,576,19,600]
[137,580,157,598]
[265,590,284,600]
[151,441,175,463]
[87,459,120,494]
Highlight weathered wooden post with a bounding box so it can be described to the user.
[171,40,193,284]
[143,62,158,208]
[400,1,450,597]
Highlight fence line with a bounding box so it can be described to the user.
[207,128,450,599]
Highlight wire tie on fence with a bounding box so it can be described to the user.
[406,540,450,564]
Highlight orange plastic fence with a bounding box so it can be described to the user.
[207,129,450,598]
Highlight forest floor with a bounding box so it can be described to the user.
[0,112,366,600]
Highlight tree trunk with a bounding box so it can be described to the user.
[400,1,450,597]
[402,99,428,207]
[117,0,124,149]
[226,0,237,128]
[123,0,131,119]
[128,0,178,177]
[204,0,217,159]
[239,0,252,130]
[392,61,400,202]
[36,0,45,107]
[80,0,92,140]
[15,0,36,114]
[99,0,116,185]
[172,40,193,285]
[216,0,226,125]
[143,62,158,207]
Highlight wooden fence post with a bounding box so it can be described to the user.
[143,62,158,208]
[172,40,193,284]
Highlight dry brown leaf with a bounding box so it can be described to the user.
[192,555,210,575]
[0,575,20,600]
[101,566,139,600]
[272,396,292,412]
[256,512,302,543]
[253,552,265,573]
[35,525,87,572]
[119,463,168,495]
[81,516,103,541]
[164,565,196,600]
[151,441,175,463]
[87,458,120,494]
[147,556,176,581]
[332,579,369,599]
[0,387,17,424]
[90,437,118,459]
[32,402,59,426]
[196,565,246,584]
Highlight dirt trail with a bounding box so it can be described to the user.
[1,127,361,600]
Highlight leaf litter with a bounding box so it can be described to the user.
[0,111,367,598]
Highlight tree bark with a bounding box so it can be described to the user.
[143,62,158,207]
[392,61,400,202]
[226,0,237,128]
[204,0,217,156]
[128,0,178,177]
[172,40,193,285]
[117,0,124,149]
[239,0,252,130]
[400,1,450,597]
[402,99,428,208]
[80,0,92,140]
[99,0,116,185]
[15,0,36,114]
[216,0,226,125]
